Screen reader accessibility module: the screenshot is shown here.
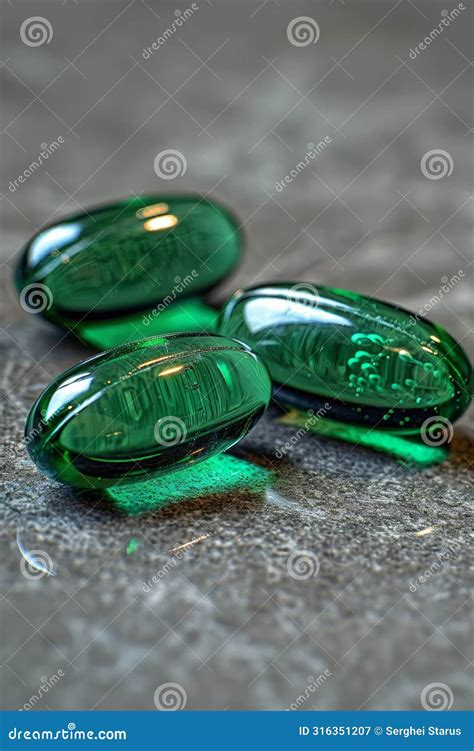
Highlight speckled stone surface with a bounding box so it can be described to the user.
[1,0,473,711]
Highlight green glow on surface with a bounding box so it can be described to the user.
[105,453,273,515]
[126,538,138,555]
[68,298,218,350]
[279,410,450,466]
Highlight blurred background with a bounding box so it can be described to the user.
[1,0,472,711]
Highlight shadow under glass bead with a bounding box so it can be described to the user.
[25,333,271,489]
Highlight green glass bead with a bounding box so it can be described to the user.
[218,283,472,432]
[25,333,271,489]
[15,196,241,323]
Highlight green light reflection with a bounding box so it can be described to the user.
[106,453,274,515]
[279,409,449,466]
[66,298,217,350]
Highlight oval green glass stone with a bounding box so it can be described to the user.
[15,196,241,322]
[25,333,271,489]
[218,283,472,432]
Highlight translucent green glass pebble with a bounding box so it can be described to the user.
[25,333,271,489]
[218,283,472,432]
[15,196,241,323]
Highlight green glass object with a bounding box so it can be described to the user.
[218,283,472,433]
[68,298,218,350]
[25,333,271,489]
[15,195,241,323]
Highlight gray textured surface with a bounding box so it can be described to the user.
[1,0,473,711]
